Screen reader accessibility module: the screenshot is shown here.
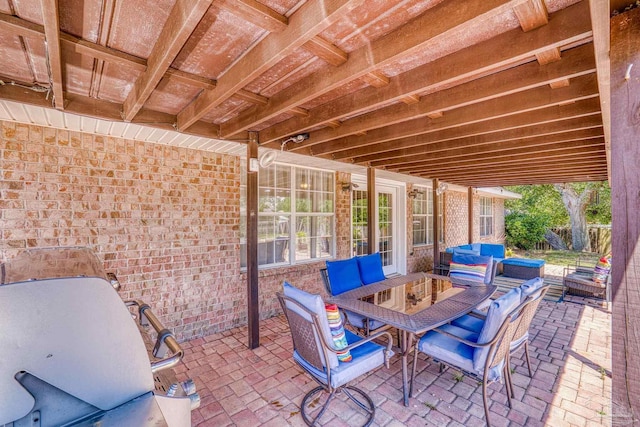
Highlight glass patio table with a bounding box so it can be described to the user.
[327,273,497,407]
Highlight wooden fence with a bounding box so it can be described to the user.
[534,225,611,254]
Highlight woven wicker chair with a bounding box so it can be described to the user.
[277,283,393,426]
[562,262,610,300]
[411,284,548,427]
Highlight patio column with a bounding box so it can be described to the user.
[246,132,259,349]
[367,167,376,255]
[611,7,640,420]
[468,187,474,244]
[433,179,440,266]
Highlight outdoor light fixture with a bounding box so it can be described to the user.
[407,189,423,199]
[435,182,448,196]
[280,133,310,150]
[340,182,359,192]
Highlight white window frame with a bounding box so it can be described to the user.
[240,162,335,269]
[412,186,444,246]
[480,196,494,237]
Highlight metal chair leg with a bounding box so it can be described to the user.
[482,378,492,427]
[524,341,533,377]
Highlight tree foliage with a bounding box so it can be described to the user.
[504,182,611,250]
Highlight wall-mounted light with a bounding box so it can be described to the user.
[407,189,423,199]
[281,133,310,150]
[435,182,448,196]
[339,182,359,192]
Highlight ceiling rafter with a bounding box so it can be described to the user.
[257,0,593,146]
[313,73,599,159]
[357,122,604,166]
[218,0,288,33]
[396,142,605,173]
[363,129,604,168]
[513,0,548,32]
[219,0,530,138]
[39,0,64,109]
[435,167,609,184]
[427,162,608,181]
[122,0,213,122]
[176,0,366,130]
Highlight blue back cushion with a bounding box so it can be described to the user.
[453,247,480,256]
[283,282,339,369]
[357,253,386,285]
[326,258,362,295]
[479,244,505,258]
[519,277,544,302]
[473,287,521,372]
[451,253,494,285]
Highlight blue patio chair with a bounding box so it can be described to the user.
[451,278,548,380]
[321,254,387,335]
[410,285,546,427]
[277,282,393,426]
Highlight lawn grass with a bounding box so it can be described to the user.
[510,249,602,267]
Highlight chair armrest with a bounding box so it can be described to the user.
[344,330,394,368]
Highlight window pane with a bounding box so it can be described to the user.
[352,190,368,256]
[295,215,333,261]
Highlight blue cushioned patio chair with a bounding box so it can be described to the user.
[451,278,548,381]
[320,255,388,336]
[278,282,393,426]
[410,285,545,427]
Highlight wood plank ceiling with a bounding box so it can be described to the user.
[0,0,609,187]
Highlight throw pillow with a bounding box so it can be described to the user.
[326,258,362,295]
[449,261,488,282]
[356,253,386,285]
[592,257,611,284]
[325,303,352,362]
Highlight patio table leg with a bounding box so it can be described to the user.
[401,330,415,406]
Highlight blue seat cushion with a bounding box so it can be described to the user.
[343,310,386,332]
[294,329,388,389]
[473,287,521,372]
[326,258,362,295]
[452,313,529,352]
[479,244,505,258]
[502,258,545,267]
[356,253,386,285]
[283,282,339,369]
[418,324,503,381]
[519,277,544,302]
[453,247,480,256]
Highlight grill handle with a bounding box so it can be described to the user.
[126,300,184,373]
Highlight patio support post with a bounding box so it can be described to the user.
[468,187,474,244]
[433,179,440,266]
[611,8,640,422]
[367,167,376,255]
[246,132,259,349]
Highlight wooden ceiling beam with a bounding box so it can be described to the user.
[219,0,530,138]
[535,47,561,65]
[176,0,364,130]
[417,158,608,182]
[513,0,548,32]
[218,0,288,33]
[321,74,599,159]
[362,71,390,88]
[316,46,597,158]
[362,126,604,167]
[302,36,348,66]
[348,114,602,165]
[440,167,609,184]
[234,90,268,105]
[0,12,219,92]
[257,0,593,146]
[395,142,605,173]
[122,0,213,122]
[39,0,64,109]
[451,174,609,186]
[0,78,220,138]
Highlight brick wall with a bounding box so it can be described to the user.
[0,121,330,341]
[444,190,469,247]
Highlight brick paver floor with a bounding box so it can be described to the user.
[175,296,612,426]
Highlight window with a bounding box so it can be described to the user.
[480,197,493,237]
[240,163,334,268]
[412,188,444,245]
